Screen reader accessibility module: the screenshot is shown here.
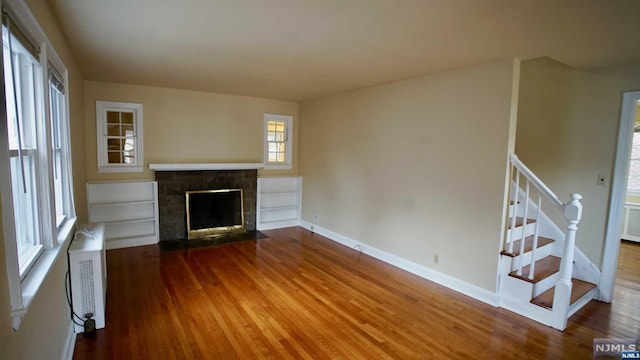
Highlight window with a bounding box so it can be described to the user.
[264,113,293,169]
[3,23,44,276]
[49,69,72,226]
[96,101,143,173]
[627,129,640,193]
[0,2,76,330]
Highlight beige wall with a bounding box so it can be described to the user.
[516,57,640,267]
[299,60,519,291]
[0,0,86,359]
[84,81,299,181]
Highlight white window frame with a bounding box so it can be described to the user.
[0,0,77,330]
[263,113,293,170]
[96,100,144,173]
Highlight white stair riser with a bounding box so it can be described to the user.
[506,222,537,240]
[532,271,560,298]
[500,271,534,302]
[504,243,553,272]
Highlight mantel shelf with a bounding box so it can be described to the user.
[149,163,264,171]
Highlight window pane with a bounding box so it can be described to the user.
[49,82,68,226]
[107,124,120,136]
[121,112,134,125]
[10,154,39,269]
[628,132,640,192]
[106,111,119,124]
[108,138,122,151]
[108,151,122,164]
[122,124,134,136]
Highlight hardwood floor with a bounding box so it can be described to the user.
[73,228,640,359]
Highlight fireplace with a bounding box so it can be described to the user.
[186,189,245,239]
[154,168,258,242]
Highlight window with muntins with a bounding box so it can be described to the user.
[96,101,143,172]
[264,113,292,169]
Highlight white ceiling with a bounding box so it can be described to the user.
[46,0,640,101]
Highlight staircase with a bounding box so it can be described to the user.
[498,154,600,331]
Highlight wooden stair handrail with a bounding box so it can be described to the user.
[506,153,584,330]
[510,154,564,211]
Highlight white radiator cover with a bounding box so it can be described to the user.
[68,223,107,333]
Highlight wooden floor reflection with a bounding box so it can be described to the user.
[73,228,639,359]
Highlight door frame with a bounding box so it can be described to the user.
[600,91,640,302]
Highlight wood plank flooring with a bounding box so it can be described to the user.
[73,228,640,359]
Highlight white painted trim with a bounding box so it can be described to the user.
[149,163,264,171]
[499,295,552,326]
[105,236,157,250]
[62,322,76,360]
[300,221,499,306]
[601,91,640,302]
[263,113,293,170]
[257,220,301,231]
[96,101,144,173]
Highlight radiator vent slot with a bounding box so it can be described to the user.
[78,259,95,316]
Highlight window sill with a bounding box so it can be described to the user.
[11,216,77,330]
[98,166,143,173]
[264,163,292,170]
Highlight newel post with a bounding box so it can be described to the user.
[551,193,582,330]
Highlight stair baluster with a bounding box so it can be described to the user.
[517,181,530,276]
[505,154,585,331]
[528,192,542,280]
[508,167,520,254]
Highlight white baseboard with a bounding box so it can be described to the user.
[300,221,499,307]
[62,322,76,360]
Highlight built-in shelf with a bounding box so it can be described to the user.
[257,176,302,230]
[87,181,159,249]
[149,163,264,171]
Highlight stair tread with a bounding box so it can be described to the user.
[508,256,561,283]
[530,278,597,310]
[501,236,555,257]
[507,217,535,229]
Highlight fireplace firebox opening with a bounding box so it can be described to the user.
[185,189,245,240]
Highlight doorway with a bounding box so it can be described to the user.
[601,91,640,302]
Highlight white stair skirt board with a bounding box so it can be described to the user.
[300,221,499,307]
[568,287,599,318]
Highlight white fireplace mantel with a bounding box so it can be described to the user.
[149,163,264,171]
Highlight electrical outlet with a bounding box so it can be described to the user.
[434,254,439,264]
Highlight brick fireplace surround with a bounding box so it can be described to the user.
[154,169,258,242]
